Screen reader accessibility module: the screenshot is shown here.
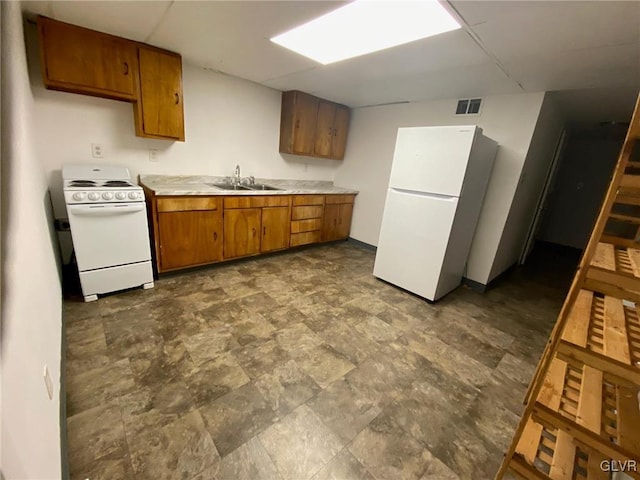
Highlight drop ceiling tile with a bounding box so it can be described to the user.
[148,1,345,83]
[48,0,172,42]
[468,1,640,62]
[504,43,640,92]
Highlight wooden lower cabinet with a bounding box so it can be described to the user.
[158,210,222,270]
[148,192,355,272]
[322,203,354,241]
[262,207,290,252]
[224,208,262,259]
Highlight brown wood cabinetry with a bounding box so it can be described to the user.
[322,195,355,241]
[290,195,325,247]
[134,46,185,141]
[155,197,222,271]
[224,208,262,259]
[261,207,291,252]
[280,91,350,160]
[37,16,185,142]
[37,16,137,101]
[144,190,355,273]
[223,196,291,259]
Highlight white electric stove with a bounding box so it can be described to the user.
[63,164,154,302]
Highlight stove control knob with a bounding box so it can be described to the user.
[115,192,127,200]
[72,192,86,201]
[128,191,139,200]
[102,192,114,200]
[88,192,101,201]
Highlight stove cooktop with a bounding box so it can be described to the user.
[65,179,139,189]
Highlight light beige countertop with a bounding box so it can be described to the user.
[139,175,359,196]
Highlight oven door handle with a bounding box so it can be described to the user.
[68,204,146,216]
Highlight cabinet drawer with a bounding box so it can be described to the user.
[292,205,324,220]
[224,196,290,209]
[157,197,219,212]
[291,231,322,247]
[293,195,325,206]
[325,194,355,205]
[291,218,322,234]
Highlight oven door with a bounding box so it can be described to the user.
[67,203,152,271]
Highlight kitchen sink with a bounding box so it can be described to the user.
[246,184,282,191]
[209,183,252,191]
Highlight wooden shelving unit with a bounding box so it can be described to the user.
[497,94,640,479]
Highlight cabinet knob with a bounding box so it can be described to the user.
[213,231,217,241]
[252,227,256,237]
[174,93,180,105]
[122,62,129,75]
[333,128,338,137]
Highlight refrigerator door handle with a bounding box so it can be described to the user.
[390,188,458,200]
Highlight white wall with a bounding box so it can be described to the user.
[1,3,63,479]
[490,94,564,277]
[333,92,546,285]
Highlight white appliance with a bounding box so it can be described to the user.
[63,164,154,302]
[373,126,498,301]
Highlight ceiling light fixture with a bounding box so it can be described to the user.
[270,0,461,65]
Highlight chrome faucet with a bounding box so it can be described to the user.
[234,164,241,185]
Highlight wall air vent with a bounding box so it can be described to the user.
[455,98,482,115]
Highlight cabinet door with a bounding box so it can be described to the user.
[331,105,350,160]
[314,101,337,157]
[38,16,137,100]
[337,203,354,239]
[136,47,185,141]
[292,92,319,155]
[322,204,341,241]
[224,208,262,259]
[158,210,222,270]
[262,207,290,252]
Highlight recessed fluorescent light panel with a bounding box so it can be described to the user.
[270,0,461,65]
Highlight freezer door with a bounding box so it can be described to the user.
[388,126,477,197]
[373,188,458,301]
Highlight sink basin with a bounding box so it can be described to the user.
[246,184,282,191]
[209,183,252,191]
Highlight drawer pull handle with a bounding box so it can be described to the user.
[123,62,129,75]
[213,232,217,241]
[263,226,266,236]
[174,93,180,105]
[252,227,256,237]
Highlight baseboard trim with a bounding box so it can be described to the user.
[346,237,377,251]
[462,277,487,293]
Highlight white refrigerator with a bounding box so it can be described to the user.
[373,125,498,301]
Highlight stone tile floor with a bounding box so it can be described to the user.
[63,241,577,480]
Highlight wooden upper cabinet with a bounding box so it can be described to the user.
[314,101,337,157]
[280,91,318,155]
[331,105,350,160]
[280,90,350,160]
[37,16,137,101]
[36,16,185,141]
[135,47,185,141]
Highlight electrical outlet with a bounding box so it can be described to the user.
[91,143,104,158]
[43,365,53,400]
[149,149,159,162]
